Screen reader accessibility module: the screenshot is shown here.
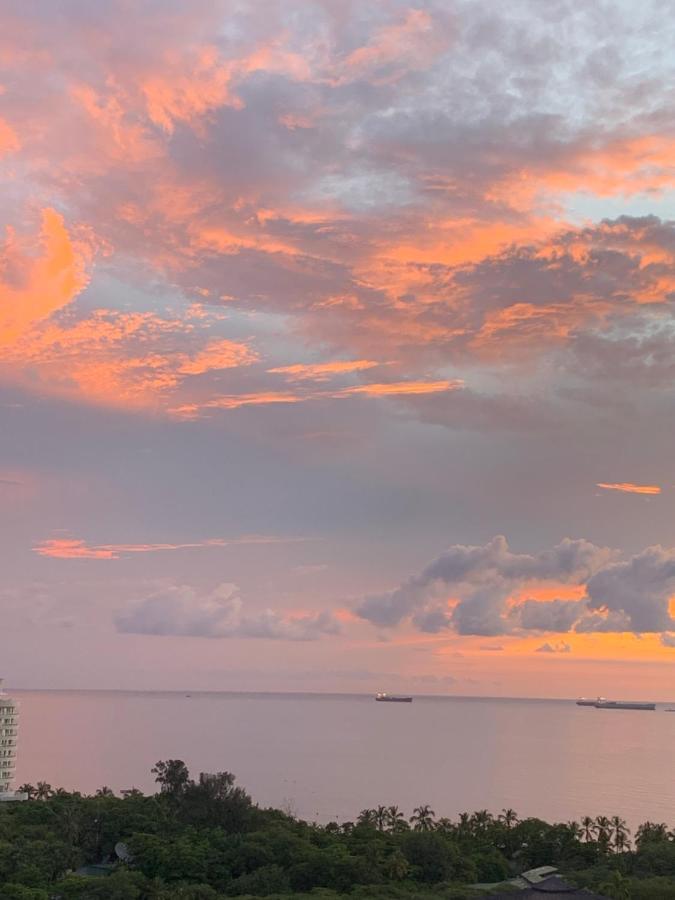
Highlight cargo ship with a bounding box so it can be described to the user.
[375,693,413,703]
[595,700,655,711]
[576,697,655,710]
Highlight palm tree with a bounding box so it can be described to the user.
[566,820,583,842]
[95,786,115,798]
[357,808,377,827]
[17,783,36,800]
[374,805,388,831]
[635,821,669,847]
[35,781,53,801]
[594,815,612,852]
[610,816,630,853]
[499,808,519,829]
[471,809,494,834]
[581,815,595,842]
[386,805,407,832]
[435,816,455,834]
[410,804,435,831]
[457,812,472,837]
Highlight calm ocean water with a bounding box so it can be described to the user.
[12,691,675,831]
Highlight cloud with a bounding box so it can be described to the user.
[536,641,571,654]
[585,545,675,633]
[0,307,257,411]
[510,598,585,633]
[172,379,461,417]
[356,535,614,636]
[356,535,675,639]
[661,633,675,648]
[0,208,91,347]
[34,534,295,560]
[596,483,661,495]
[268,360,379,381]
[115,584,340,640]
[0,117,20,155]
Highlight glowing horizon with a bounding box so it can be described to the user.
[1,0,675,697]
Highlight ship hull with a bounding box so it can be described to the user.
[595,701,655,711]
[375,696,413,703]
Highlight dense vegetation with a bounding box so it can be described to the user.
[0,762,674,899]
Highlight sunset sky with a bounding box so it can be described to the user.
[2,0,675,699]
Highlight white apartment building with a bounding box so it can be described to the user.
[0,678,19,800]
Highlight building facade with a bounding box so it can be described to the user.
[0,679,18,799]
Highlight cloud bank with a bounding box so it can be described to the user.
[355,535,675,639]
[115,584,341,641]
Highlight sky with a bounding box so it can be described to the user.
[2,0,675,699]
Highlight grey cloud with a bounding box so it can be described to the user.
[510,598,585,633]
[661,633,675,648]
[536,641,571,654]
[356,535,614,636]
[585,545,675,633]
[115,584,340,640]
[574,610,632,633]
[357,535,675,638]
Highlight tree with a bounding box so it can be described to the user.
[402,831,454,883]
[410,805,435,831]
[594,816,612,853]
[385,805,407,832]
[35,782,53,801]
[374,805,388,831]
[356,808,377,828]
[385,850,409,880]
[581,815,596,843]
[566,820,583,841]
[499,808,519,829]
[599,869,630,900]
[611,815,630,853]
[471,809,494,835]
[16,784,36,800]
[95,786,115,798]
[635,821,669,848]
[151,760,191,797]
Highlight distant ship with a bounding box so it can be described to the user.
[375,692,413,703]
[577,697,655,710]
[595,700,655,711]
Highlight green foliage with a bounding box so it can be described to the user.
[1,761,675,898]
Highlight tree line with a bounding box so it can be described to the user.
[0,761,672,899]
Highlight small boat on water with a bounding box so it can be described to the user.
[375,692,413,703]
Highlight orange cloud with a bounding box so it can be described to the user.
[34,534,296,560]
[142,46,241,132]
[177,338,258,375]
[1,309,256,411]
[173,379,461,417]
[0,116,19,155]
[334,380,461,398]
[0,208,91,347]
[268,360,380,381]
[596,482,662,495]
[330,9,443,85]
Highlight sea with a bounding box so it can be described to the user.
[12,691,675,831]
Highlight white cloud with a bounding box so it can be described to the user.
[115,584,340,641]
